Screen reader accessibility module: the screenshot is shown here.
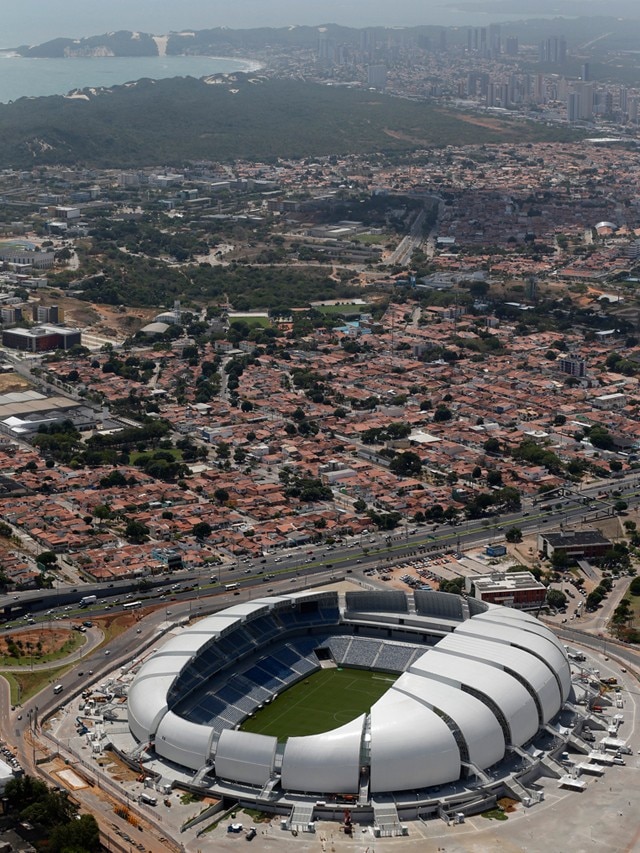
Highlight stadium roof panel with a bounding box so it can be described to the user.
[369,690,460,792]
[391,672,505,770]
[410,649,539,746]
[281,714,365,794]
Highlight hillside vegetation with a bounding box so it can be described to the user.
[0,76,579,169]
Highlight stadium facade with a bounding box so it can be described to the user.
[126,589,581,826]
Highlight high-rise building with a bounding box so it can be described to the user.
[539,36,566,64]
[488,23,501,56]
[32,304,61,324]
[367,64,387,89]
[317,32,336,65]
[579,82,594,120]
[567,91,580,123]
[559,355,586,378]
[619,86,628,113]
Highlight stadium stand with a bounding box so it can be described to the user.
[345,590,409,613]
[414,590,465,620]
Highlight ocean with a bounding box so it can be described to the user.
[0,54,258,103]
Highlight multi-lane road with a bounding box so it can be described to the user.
[3,472,640,626]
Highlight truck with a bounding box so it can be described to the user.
[139,793,157,806]
[600,737,632,755]
[79,595,97,607]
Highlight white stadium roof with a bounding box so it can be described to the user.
[126,592,571,795]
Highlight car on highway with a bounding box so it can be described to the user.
[104,650,110,656]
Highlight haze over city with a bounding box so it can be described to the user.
[0,0,639,852]
[3,0,640,47]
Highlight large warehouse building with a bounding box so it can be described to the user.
[124,589,579,826]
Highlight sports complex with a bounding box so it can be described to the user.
[121,588,602,834]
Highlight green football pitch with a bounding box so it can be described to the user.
[240,668,396,740]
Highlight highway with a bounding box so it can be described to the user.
[3,471,640,626]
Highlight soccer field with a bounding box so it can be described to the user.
[240,668,396,740]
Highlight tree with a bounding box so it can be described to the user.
[486,469,503,487]
[99,469,128,488]
[213,487,229,503]
[439,577,465,595]
[389,451,422,477]
[124,519,149,543]
[37,551,57,566]
[192,521,212,540]
[433,405,452,423]
[292,406,306,421]
[629,576,640,596]
[495,486,521,512]
[505,527,522,543]
[483,437,501,455]
[49,814,100,853]
[551,550,569,569]
[546,588,567,609]
[586,589,603,610]
[588,425,614,450]
[216,441,231,459]
[93,504,112,520]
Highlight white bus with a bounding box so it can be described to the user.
[225,583,239,591]
[123,600,142,610]
[53,684,63,694]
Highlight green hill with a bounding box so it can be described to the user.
[0,75,579,170]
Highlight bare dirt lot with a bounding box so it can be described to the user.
[40,293,156,341]
[0,373,31,394]
[0,627,76,659]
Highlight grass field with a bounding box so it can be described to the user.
[240,668,395,740]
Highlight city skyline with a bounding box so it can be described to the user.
[3,0,639,48]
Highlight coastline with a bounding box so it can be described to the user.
[0,53,264,104]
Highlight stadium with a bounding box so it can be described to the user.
[124,588,582,832]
